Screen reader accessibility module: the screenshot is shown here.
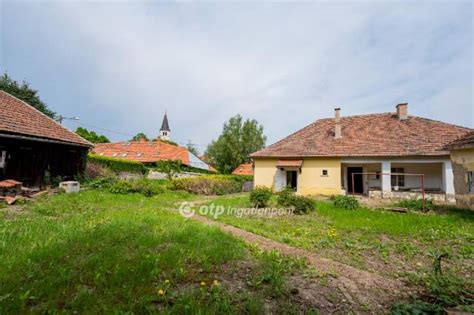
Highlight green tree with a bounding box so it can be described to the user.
[205,115,266,174]
[186,140,200,156]
[75,127,110,143]
[131,133,149,142]
[156,160,182,181]
[0,72,55,118]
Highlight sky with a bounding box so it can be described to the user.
[1,1,472,153]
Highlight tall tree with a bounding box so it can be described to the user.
[186,140,200,156]
[205,115,266,174]
[75,127,110,143]
[0,72,55,118]
[131,133,149,142]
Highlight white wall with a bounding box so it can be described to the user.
[391,162,442,190]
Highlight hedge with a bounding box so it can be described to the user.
[88,154,146,174]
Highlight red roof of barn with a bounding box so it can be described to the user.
[92,139,190,165]
[251,112,472,158]
[232,163,253,175]
[0,90,92,147]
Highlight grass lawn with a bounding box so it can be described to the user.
[201,194,474,307]
[0,190,313,314]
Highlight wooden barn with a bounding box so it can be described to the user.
[0,91,92,189]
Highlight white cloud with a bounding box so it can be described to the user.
[1,1,472,148]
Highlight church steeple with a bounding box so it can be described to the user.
[159,112,171,141]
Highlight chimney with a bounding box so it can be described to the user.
[334,107,342,138]
[396,103,408,120]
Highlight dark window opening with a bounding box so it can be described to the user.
[322,169,328,176]
[286,170,298,191]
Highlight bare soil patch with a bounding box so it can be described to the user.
[190,213,416,312]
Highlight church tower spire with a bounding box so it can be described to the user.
[159,112,171,141]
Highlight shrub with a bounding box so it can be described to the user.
[277,187,295,207]
[108,179,166,197]
[88,154,146,174]
[109,180,134,194]
[331,195,359,210]
[85,162,112,180]
[170,175,242,195]
[289,196,315,214]
[277,187,315,214]
[397,198,435,211]
[250,186,273,208]
[87,176,117,189]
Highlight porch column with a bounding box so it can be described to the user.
[381,161,391,198]
[442,160,455,195]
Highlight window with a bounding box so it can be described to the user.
[468,171,474,193]
[391,167,405,187]
[374,171,380,180]
[322,169,328,176]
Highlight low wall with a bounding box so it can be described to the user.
[117,172,144,180]
[147,170,203,180]
[368,189,455,203]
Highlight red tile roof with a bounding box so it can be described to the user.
[446,131,474,150]
[92,139,190,165]
[0,90,92,147]
[251,113,472,158]
[232,163,253,175]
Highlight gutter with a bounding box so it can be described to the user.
[0,132,92,148]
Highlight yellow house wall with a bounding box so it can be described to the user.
[450,148,474,210]
[253,158,342,196]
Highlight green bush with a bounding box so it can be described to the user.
[397,198,435,211]
[170,175,242,195]
[87,176,117,189]
[88,154,146,174]
[108,179,166,197]
[109,180,134,194]
[277,187,295,207]
[277,187,315,214]
[250,186,273,208]
[331,195,360,210]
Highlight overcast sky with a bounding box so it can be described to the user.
[1,1,472,152]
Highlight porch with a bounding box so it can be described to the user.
[341,158,455,203]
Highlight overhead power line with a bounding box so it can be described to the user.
[69,120,208,148]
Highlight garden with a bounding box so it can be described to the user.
[0,161,473,313]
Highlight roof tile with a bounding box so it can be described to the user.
[251,113,472,158]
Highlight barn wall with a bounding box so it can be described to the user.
[0,137,88,188]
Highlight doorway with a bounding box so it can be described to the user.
[347,167,364,194]
[286,170,298,191]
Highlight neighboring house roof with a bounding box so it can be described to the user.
[446,131,474,150]
[0,90,92,147]
[92,139,213,171]
[251,112,472,158]
[160,113,170,132]
[232,163,253,175]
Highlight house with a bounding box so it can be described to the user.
[232,163,254,176]
[250,104,472,202]
[0,91,92,188]
[93,113,213,172]
[447,131,474,210]
[93,138,214,172]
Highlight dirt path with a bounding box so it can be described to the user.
[188,212,413,311]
